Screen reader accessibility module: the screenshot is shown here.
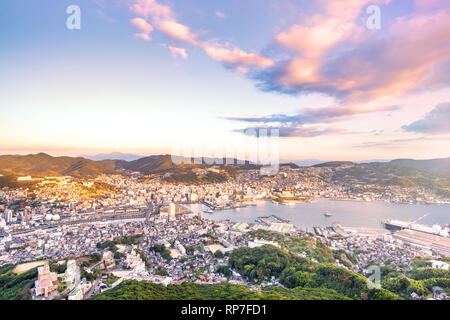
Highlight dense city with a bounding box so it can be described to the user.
[0,164,449,301]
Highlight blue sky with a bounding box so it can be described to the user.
[0,0,449,161]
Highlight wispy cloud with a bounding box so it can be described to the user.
[234,126,345,138]
[129,0,273,71]
[225,103,398,138]
[352,137,426,149]
[353,135,450,149]
[402,102,450,134]
[227,102,396,124]
[168,46,188,59]
[215,11,225,19]
[131,17,153,41]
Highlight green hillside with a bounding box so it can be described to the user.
[0,153,115,178]
[324,162,450,197]
[313,161,355,168]
[382,267,450,298]
[1,153,449,195]
[229,245,401,300]
[389,158,450,176]
[92,280,350,300]
[0,153,248,178]
[0,264,37,300]
[93,245,401,301]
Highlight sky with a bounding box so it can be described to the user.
[0,0,449,162]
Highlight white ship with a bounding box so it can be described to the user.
[382,215,449,237]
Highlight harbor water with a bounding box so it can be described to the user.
[193,200,450,230]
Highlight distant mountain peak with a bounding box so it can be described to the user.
[81,152,145,161]
[1,153,449,179]
[389,157,450,176]
[313,161,355,168]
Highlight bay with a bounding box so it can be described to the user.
[194,200,450,231]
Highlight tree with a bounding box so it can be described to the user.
[155,267,169,277]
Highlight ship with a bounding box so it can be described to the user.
[382,215,449,237]
[324,211,333,217]
[381,219,409,231]
[383,213,429,232]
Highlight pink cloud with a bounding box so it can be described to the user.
[129,0,273,71]
[130,17,153,41]
[339,9,450,102]
[168,46,188,59]
[130,0,173,22]
[271,0,390,94]
[316,0,391,18]
[202,42,274,71]
[159,20,198,44]
[129,0,450,111]
[413,0,442,12]
[256,0,450,105]
[215,11,225,19]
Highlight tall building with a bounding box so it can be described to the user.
[34,264,58,298]
[65,260,81,290]
[169,203,176,221]
[4,209,13,223]
[22,209,29,222]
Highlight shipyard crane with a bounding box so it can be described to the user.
[411,213,429,225]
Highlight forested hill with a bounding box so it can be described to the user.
[0,153,252,178]
[389,158,450,176]
[93,244,402,301]
[92,280,350,300]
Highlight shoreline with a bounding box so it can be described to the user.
[211,198,450,212]
[204,199,450,230]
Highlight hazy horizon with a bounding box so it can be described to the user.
[0,150,448,165]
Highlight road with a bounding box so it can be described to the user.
[84,277,100,300]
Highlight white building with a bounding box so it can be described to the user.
[248,239,280,248]
[3,210,13,223]
[17,176,32,181]
[169,203,176,221]
[0,218,6,229]
[68,285,83,300]
[430,260,449,270]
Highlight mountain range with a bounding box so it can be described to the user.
[389,158,450,176]
[80,152,144,162]
[0,153,116,177]
[0,153,449,178]
[0,153,254,178]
